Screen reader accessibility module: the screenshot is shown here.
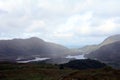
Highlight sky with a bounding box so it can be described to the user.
[0,0,120,48]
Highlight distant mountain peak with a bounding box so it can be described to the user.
[106,34,120,40]
[28,37,44,42]
[100,34,120,47]
[0,37,73,62]
[29,37,40,39]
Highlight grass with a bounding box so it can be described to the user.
[0,62,120,80]
[62,68,120,80]
[0,62,75,80]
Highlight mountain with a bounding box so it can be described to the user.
[85,41,120,69]
[78,45,98,54]
[100,34,120,47]
[84,34,120,69]
[78,34,120,54]
[61,59,106,70]
[0,34,120,64]
[0,37,73,61]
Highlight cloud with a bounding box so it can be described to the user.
[25,20,46,32]
[54,12,120,37]
[0,0,120,47]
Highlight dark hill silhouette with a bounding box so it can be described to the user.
[61,59,106,70]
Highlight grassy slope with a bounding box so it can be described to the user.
[0,63,120,80]
[62,68,120,80]
[0,63,75,80]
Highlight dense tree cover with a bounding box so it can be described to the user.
[62,59,106,70]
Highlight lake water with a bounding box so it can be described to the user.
[17,57,49,63]
[66,54,85,59]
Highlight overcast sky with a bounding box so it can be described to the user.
[0,0,120,48]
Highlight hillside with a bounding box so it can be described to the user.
[85,41,120,68]
[78,34,120,54]
[62,68,120,80]
[0,62,120,80]
[100,34,120,47]
[78,45,98,54]
[0,37,72,61]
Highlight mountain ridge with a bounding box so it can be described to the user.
[0,37,73,62]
